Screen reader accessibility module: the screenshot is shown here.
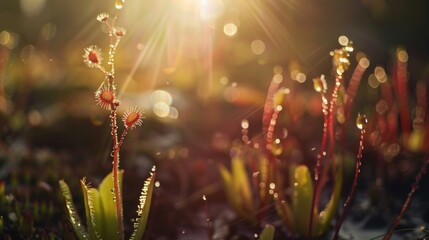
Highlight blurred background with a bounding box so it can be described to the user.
[1,0,428,152]
[1,0,429,238]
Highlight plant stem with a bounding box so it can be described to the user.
[333,127,366,240]
[383,155,429,240]
[108,72,124,240]
[393,51,411,144]
[308,92,328,239]
[344,62,367,121]
[308,76,342,238]
[113,146,124,240]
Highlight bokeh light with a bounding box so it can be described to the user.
[250,39,265,55]
[20,0,46,17]
[223,22,238,37]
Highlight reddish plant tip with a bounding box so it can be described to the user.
[123,107,144,129]
[356,113,368,130]
[83,45,103,68]
[95,87,115,110]
[313,74,327,93]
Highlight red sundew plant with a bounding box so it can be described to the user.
[332,113,367,240]
[219,38,372,238]
[59,10,155,240]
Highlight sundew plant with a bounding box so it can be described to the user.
[59,7,155,240]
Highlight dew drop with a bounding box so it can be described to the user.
[241,119,249,129]
[115,0,125,9]
[271,140,283,156]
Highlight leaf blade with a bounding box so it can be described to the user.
[98,170,123,239]
[59,180,89,240]
[259,224,275,240]
[130,173,156,240]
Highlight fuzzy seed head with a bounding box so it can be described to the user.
[95,87,115,110]
[96,12,109,22]
[123,107,144,129]
[83,45,103,68]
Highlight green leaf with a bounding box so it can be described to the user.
[259,224,275,240]
[219,164,250,220]
[274,196,295,233]
[316,164,343,236]
[59,180,89,240]
[291,165,314,236]
[231,156,254,213]
[81,180,103,240]
[98,170,123,239]
[219,164,235,207]
[258,156,269,204]
[130,173,156,240]
[408,129,425,152]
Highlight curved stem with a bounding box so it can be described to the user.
[308,93,328,239]
[383,155,429,240]
[333,128,365,240]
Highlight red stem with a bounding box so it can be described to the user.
[394,57,411,143]
[344,63,367,125]
[308,93,328,238]
[333,128,366,240]
[118,128,128,150]
[308,76,342,238]
[262,108,280,208]
[108,73,124,240]
[383,155,429,240]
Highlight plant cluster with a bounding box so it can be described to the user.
[219,40,373,238]
[219,40,429,239]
